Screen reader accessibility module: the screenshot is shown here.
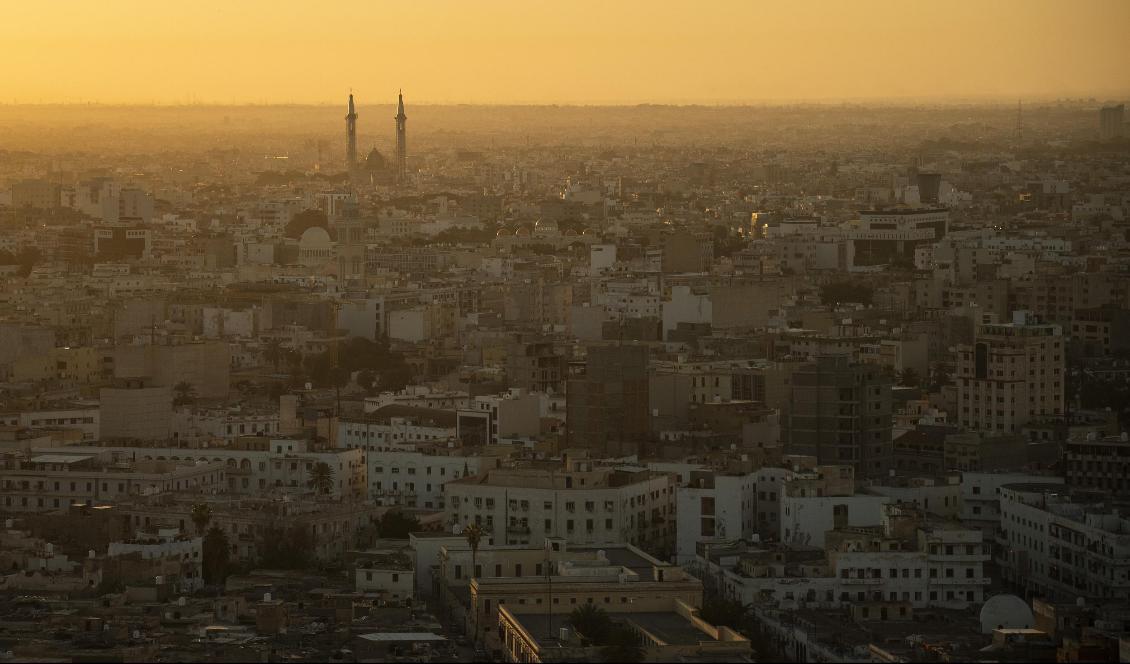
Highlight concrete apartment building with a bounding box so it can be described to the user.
[675,469,757,564]
[119,495,382,564]
[703,504,989,611]
[432,540,734,658]
[112,341,232,400]
[565,344,650,456]
[998,483,1130,602]
[782,355,893,479]
[444,459,677,556]
[72,436,366,499]
[955,311,1065,434]
[1064,432,1130,496]
[0,449,226,512]
[0,404,100,441]
[456,389,541,447]
[99,377,173,441]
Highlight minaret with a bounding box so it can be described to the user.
[345,92,358,176]
[395,90,407,185]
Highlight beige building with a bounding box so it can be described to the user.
[444,458,677,557]
[955,311,1065,434]
[0,449,226,511]
[436,540,721,656]
[113,341,231,400]
[100,377,173,441]
[498,597,751,663]
[10,346,101,384]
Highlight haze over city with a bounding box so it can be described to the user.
[4,0,1130,105]
[1,2,1130,663]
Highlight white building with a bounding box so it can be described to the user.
[455,389,541,447]
[675,470,758,565]
[0,405,100,441]
[68,439,365,500]
[444,460,677,556]
[107,528,203,592]
[998,483,1130,601]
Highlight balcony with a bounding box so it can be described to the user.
[927,554,990,563]
[841,577,882,585]
[931,577,991,585]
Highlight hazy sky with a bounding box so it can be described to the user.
[5,0,1128,105]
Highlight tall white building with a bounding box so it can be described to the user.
[675,469,758,565]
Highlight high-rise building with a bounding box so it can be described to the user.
[10,179,61,210]
[1099,104,1125,140]
[955,311,1065,434]
[345,93,358,176]
[565,344,650,456]
[395,90,407,185]
[781,354,893,478]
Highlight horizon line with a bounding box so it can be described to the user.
[2,92,1129,109]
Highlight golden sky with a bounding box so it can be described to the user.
[4,0,1128,105]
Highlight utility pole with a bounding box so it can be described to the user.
[1016,99,1024,144]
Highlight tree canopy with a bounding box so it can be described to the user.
[304,336,413,392]
[284,209,331,239]
[257,523,314,569]
[819,280,874,306]
[377,511,422,539]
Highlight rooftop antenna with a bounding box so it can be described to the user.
[1016,99,1024,143]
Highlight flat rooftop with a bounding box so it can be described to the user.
[628,612,714,645]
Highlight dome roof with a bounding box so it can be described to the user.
[299,226,333,246]
[979,595,1035,634]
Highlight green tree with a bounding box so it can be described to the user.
[301,337,414,391]
[378,510,422,538]
[202,525,231,584]
[284,209,331,239]
[263,339,284,371]
[600,624,644,663]
[258,523,314,569]
[569,604,612,645]
[173,381,197,406]
[929,363,953,390]
[308,462,335,495]
[464,522,488,643]
[190,503,212,536]
[698,597,748,628]
[819,280,874,306]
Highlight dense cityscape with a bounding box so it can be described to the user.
[2,4,1130,662]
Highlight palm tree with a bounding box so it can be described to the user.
[202,525,230,584]
[569,604,611,645]
[264,338,284,371]
[463,522,486,643]
[896,367,920,387]
[308,462,335,495]
[173,381,197,406]
[190,503,212,536]
[600,624,644,663]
